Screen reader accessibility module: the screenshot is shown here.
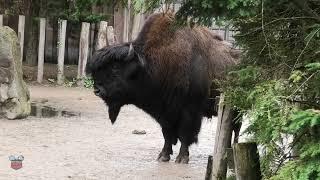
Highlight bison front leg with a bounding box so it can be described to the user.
[157,127,173,162]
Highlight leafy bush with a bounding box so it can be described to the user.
[83,77,94,89]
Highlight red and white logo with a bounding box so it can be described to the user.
[9,155,24,170]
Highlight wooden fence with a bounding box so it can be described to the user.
[0,14,236,86]
[0,14,120,85]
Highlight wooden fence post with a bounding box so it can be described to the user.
[123,0,131,42]
[131,13,144,40]
[0,15,3,27]
[107,26,116,45]
[77,22,90,86]
[205,155,213,180]
[224,26,230,41]
[95,21,108,50]
[211,94,234,180]
[37,18,46,83]
[114,3,125,43]
[57,19,67,85]
[89,23,95,62]
[18,15,25,62]
[233,143,262,180]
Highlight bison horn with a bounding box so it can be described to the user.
[126,43,145,66]
[126,43,135,60]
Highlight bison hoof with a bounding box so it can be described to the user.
[175,154,189,164]
[157,152,170,162]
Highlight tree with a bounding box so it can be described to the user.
[132,0,320,179]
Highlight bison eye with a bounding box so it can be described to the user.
[94,81,103,86]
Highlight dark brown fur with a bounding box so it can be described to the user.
[135,13,238,93]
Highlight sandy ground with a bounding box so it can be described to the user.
[0,85,217,180]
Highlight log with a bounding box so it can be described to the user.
[77,22,90,86]
[18,15,25,62]
[57,19,67,85]
[95,21,108,50]
[0,15,3,27]
[211,94,235,180]
[37,18,46,83]
[233,143,262,180]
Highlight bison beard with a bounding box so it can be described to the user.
[86,13,239,164]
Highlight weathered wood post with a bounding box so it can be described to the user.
[233,143,262,180]
[131,13,145,40]
[95,21,108,50]
[57,19,67,85]
[18,15,25,62]
[114,3,125,43]
[0,15,3,27]
[37,18,46,83]
[225,27,230,42]
[107,26,116,45]
[205,155,213,180]
[77,22,90,86]
[123,0,131,42]
[211,94,234,180]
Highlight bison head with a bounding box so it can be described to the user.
[86,43,146,123]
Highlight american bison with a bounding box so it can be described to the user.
[86,13,239,163]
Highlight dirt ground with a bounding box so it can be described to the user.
[0,85,217,180]
[23,64,78,84]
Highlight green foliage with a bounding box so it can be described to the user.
[286,110,320,134]
[5,0,114,22]
[270,160,320,180]
[132,0,164,13]
[223,0,320,178]
[64,77,94,88]
[83,77,94,89]
[64,78,78,87]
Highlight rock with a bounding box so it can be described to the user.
[132,130,147,135]
[0,26,31,119]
